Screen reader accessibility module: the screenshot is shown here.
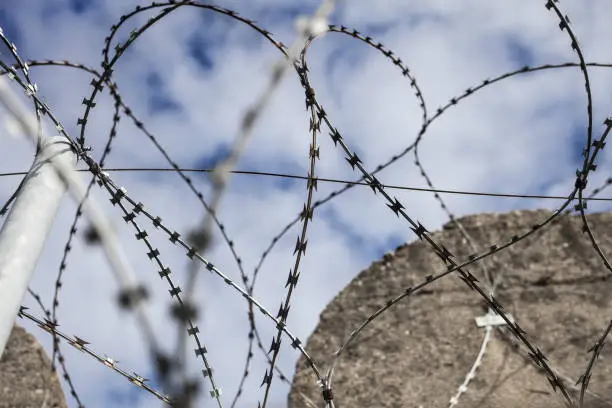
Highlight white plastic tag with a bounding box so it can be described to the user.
[475,311,514,328]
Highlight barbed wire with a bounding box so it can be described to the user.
[0,1,611,408]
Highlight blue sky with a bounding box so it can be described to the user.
[1,1,612,408]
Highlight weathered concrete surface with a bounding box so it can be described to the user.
[289,209,612,408]
[0,324,67,408]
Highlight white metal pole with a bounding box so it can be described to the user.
[0,135,76,357]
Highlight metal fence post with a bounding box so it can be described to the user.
[0,135,76,357]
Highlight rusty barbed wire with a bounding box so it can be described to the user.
[1,1,612,408]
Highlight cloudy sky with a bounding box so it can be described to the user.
[1,1,612,408]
